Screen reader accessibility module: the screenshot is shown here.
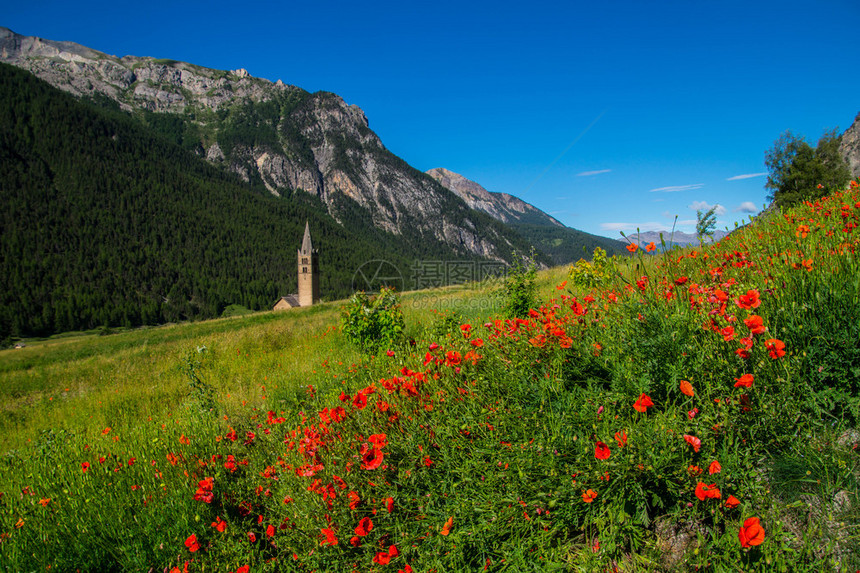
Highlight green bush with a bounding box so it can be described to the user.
[568,246,612,289]
[340,287,405,352]
[499,251,537,318]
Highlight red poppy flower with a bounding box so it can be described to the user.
[736,289,761,309]
[708,460,722,474]
[679,380,694,397]
[353,392,367,410]
[348,491,360,510]
[743,315,766,335]
[184,534,200,553]
[320,527,338,546]
[211,516,227,532]
[734,374,754,388]
[764,338,785,359]
[626,243,638,253]
[247,532,256,543]
[721,326,735,341]
[440,516,453,536]
[683,434,701,452]
[646,242,656,252]
[361,447,384,470]
[594,441,611,460]
[695,482,721,501]
[582,489,598,503]
[385,496,394,513]
[633,393,654,413]
[81,462,90,473]
[368,433,388,449]
[350,535,361,547]
[614,430,627,448]
[725,495,741,509]
[266,524,275,538]
[738,517,765,547]
[373,544,399,564]
[355,517,374,537]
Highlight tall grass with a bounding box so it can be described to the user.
[1,185,859,571]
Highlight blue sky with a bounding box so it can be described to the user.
[4,0,858,238]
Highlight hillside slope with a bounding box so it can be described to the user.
[0,63,490,338]
[0,27,541,262]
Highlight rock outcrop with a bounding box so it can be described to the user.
[840,113,860,178]
[0,27,532,261]
[426,167,563,227]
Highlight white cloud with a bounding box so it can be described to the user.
[734,201,758,213]
[649,183,704,193]
[689,201,727,215]
[726,172,767,181]
[576,169,611,177]
[600,221,666,232]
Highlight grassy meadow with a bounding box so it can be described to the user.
[1,185,860,572]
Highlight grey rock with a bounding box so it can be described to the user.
[427,167,563,227]
[0,26,537,261]
[839,113,860,179]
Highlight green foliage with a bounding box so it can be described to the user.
[499,251,537,318]
[340,287,405,352]
[2,183,860,571]
[765,129,851,208]
[183,347,218,415]
[511,223,626,264]
[0,63,504,340]
[568,246,612,289]
[696,205,718,242]
[220,304,253,318]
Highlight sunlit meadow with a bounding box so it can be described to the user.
[2,184,860,572]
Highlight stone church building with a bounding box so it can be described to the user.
[273,222,319,310]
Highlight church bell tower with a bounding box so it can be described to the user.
[297,221,320,306]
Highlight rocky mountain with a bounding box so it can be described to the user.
[628,230,729,249]
[426,167,563,227]
[0,26,543,263]
[427,168,626,263]
[840,113,860,178]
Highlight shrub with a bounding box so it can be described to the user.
[568,246,612,289]
[340,287,405,352]
[499,251,537,318]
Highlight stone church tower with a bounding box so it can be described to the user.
[297,221,320,307]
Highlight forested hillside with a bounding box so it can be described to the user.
[0,64,488,340]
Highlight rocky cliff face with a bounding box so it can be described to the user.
[0,27,285,112]
[0,27,526,261]
[426,167,564,227]
[840,113,860,178]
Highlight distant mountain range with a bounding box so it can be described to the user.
[0,27,625,338]
[628,230,730,249]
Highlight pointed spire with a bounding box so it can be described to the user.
[301,221,313,254]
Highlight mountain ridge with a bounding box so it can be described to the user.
[0,26,545,263]
[425,167,564,227]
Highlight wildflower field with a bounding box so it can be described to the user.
[2,184,860,572]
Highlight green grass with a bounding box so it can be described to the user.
[2,186,860,571]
